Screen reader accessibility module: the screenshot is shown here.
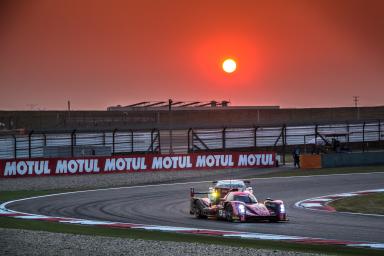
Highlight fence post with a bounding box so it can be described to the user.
[346,122,350,145]
[304,135,307,153]
[192,130,196,152]
[362,122,366,152]
[187,128,192,152]
[43,133,47,147]
[168,98,173,154]
[157,129,161,153]
[222,127,226,150]
[12,134,17,159]
[28,130,34,159]
[42,133,47,158]
[282,124,286,165]
[71,130,76,157]
[112,129,117,154]
[131,130,134,153]
[254,126,258,149]
[378,120,381,147]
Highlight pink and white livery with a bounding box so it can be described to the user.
[190,180,287,222]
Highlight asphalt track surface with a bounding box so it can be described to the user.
[7,170,384,244]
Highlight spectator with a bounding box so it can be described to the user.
[292,146,301,168]
[332,138,341,152]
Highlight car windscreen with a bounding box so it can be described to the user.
[233,195,257,204]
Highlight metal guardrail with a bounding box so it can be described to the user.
[189,121,384,163]
[1,120,383,161]
[0,129,161,159]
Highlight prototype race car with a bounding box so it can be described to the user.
[208,180,253,201]
[190,180,287,222]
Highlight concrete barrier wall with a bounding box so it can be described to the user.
[322,151,384,168]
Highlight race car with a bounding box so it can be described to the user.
[208,180,253,202]
[190,181,287,222]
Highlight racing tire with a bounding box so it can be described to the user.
[194,208,207,219]
[193,200,207,219]
[225,205,234,222]
[269,217,279,223]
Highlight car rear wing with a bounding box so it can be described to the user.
[212,180,251,185]
[190,188,209,198]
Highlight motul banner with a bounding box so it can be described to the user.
[0,151,275,178]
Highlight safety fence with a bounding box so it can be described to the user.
[0,120,383,160]
[0,129,160,159]
[188,121,384,154]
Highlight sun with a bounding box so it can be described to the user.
[222,58,237,73]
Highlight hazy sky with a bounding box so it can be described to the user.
[0,0,383,110]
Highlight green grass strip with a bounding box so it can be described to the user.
[330,193,384,215]
[0,189,73,202]
[0,217,382,256]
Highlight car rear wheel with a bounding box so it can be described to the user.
[193,200,207,219]
[194,209,203,218]
[269,216,278,223]
[225,205,234,222]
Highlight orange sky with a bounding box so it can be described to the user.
[0,0,383,110]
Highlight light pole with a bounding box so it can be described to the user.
[353,96,360,120]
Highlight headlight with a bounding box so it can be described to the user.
[238,204,246,214]
[211,191,218,199]
[280,204,285,213]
